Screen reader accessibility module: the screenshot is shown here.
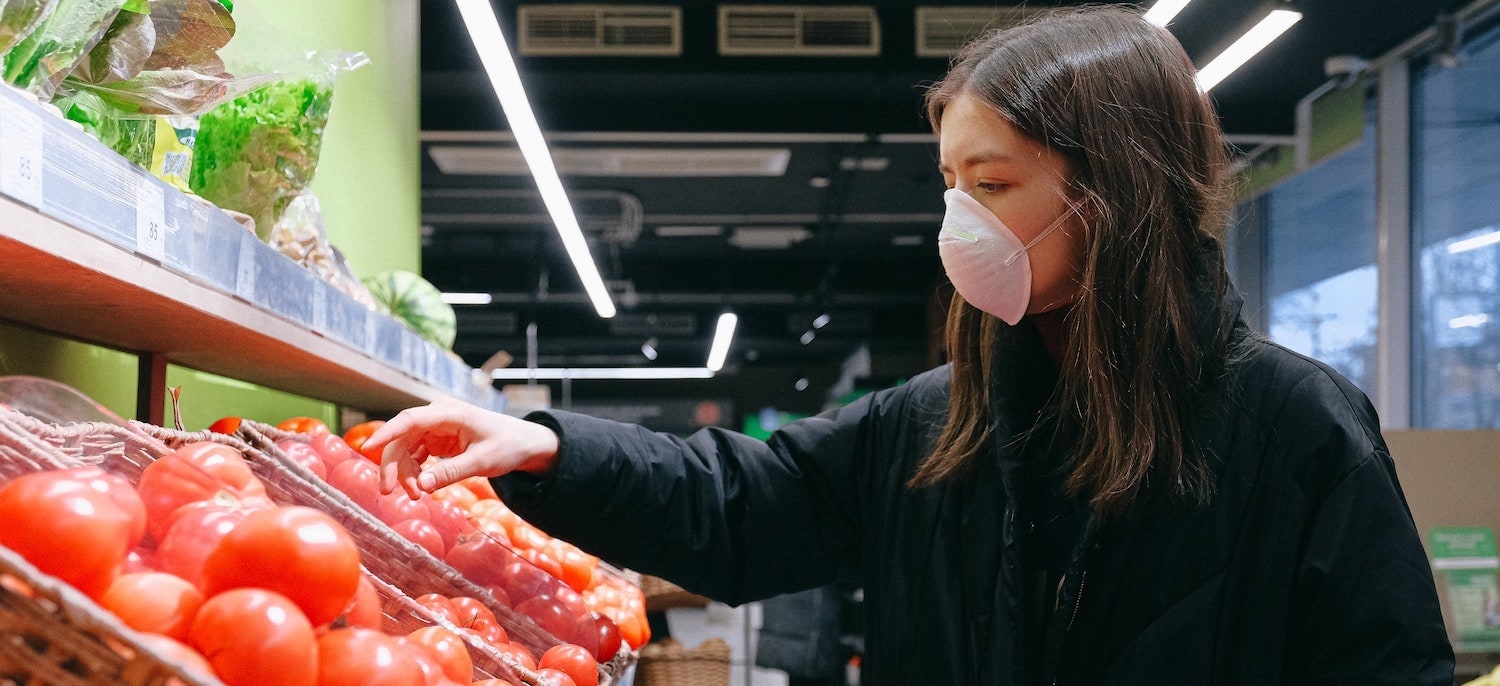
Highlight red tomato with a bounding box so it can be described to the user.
[444,532,515,588]
[517,591,596,654]
[190,589,317,686]
[207,416,242,434]
[459,476,499,500]
[472,680,520,686]
[547,541,598,595]
[0,470,134,598]
[202,506,362,626]
[426,498,474,551]
[499,557,559,604]
[405,626,473,683]
[63,467,147,549]
[520,548,565,583]
[278,416,330,435]
[137,442,266,542]
[414,593,461,625]
[374,489,430,526]
[392,518,446,558]
[484,584,513,609]
[591,613,623,663]
[509,521,550,551]
[535,668,579,686]
[342,420,386,462]
[153,503,249,589]
[539,644,598,686]
[327,458,381,513]
[99,572,204,641]
[276,439,327,481]
[345,574,383,630]
[316,628,424,686]
[396,637,449,686]
[491,641,538,672]
[309,433,359,472]
[134,633,216,685]
[123,548,155,574]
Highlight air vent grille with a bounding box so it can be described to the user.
[519,5,681,56]
[719,5,880,56]
[915,6,1038,57]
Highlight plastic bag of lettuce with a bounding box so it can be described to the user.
[3,0,131,98]
[188,51,365,238]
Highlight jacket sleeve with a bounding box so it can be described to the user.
[1282,449,1455,684]
[492,370,943,605]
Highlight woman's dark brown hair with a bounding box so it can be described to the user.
[911,6,1233,517]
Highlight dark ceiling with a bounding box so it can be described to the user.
[417,0,1464,412]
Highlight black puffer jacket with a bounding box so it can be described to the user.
[498,288,1453,685]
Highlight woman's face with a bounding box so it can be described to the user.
[938,92,1086,317]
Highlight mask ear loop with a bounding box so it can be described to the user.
[1001,197,1086,266]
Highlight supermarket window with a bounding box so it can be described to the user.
[1413,20,1500,428]
[1259,110,1380,396]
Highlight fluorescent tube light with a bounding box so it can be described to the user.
[1448,228,1500,254]
[491,367,715,380]
[1195,9,1302,92]
[440,292,493,305]
[706,312,738,372]
[454,0,616,318]
[1449,314,1491,330]
[1143,0,1193,27]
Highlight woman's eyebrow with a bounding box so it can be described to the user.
[938,151,1018,173]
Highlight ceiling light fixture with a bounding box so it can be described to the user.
[800,330,816,345]
[812,313,831,329]
[1195,9,1302,92]
[795,376,810,391]
[440,292,493,305]
[1143,0,1193,27]
[641,337,659,361]
[491,367,714,380]
[706,313,738,372]
[453,0,616,318]
[1448,228,1500,254]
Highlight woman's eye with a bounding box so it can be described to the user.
[976,182,1005,194]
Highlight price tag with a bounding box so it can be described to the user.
[0,97,44,209]
[134,178,166,262]
[235,231,257,301]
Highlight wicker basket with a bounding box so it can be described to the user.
[640,575,711,612]
[0,410,535,685]
[633,638,731,686]
[0,411,223,686]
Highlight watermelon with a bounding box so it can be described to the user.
[363,270,456,350]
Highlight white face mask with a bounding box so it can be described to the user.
[937,187,1065,325]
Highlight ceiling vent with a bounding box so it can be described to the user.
[719,5,880,56]
[729,225,810,250]
[609,312,699,337]
[428,146,791,177]
[518,5,682,56]
[915,6,1039,57]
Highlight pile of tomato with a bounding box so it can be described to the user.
[0,437,601,686]
[259,417,646,675]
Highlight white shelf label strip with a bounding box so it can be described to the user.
[0,97,44,209]
[134,178,166,262]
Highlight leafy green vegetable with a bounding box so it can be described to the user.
[0,0,56,57]
[364,270,458,350]
[58,90,152,167]
[189,78,332,237]
[2,0,128,97]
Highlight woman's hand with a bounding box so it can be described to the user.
[362,399,560,499]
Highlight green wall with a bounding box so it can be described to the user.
[247,0,423,278]
[0,322,138,419]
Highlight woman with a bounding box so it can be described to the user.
[367,7,1453,684]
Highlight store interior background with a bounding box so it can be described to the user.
[0,0,1496,682]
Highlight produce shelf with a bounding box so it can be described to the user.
[0,84,502,416]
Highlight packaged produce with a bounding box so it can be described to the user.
[0,0,56,57]
[58,87,197,190]
[2,0,130,98]
[187,52,365,237]
[267,192,379,310]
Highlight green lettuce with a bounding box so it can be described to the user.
[189,78,332,237]
[2,0,128,97]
